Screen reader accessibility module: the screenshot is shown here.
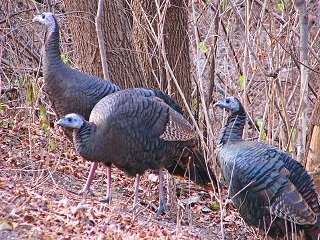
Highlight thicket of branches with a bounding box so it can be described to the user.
[2,0,319,167]
[1,0,320,238]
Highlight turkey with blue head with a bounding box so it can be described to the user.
[214,96,320,239]
[33,12,120,202]
[57,88,217,214]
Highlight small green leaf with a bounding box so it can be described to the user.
[277,2,284,11]
[221,0,228,11]
[0,119,13,128]
[288,128,297,153]
[49,139,56,151]
[26,80,39,104]
[27,82,34,103]
[0,102,5,114]
[210,201,220,211]
[42,123,50,132]
[284,0,291,6]
[192,96,198,112]
[256,118,267,141]
[61,54,67,63]
[18,77,24,86]
[239,75,245,90]
[60,54,70,65]
[198,42,208,53]
[0,120,5,127]
[39,104,50,133]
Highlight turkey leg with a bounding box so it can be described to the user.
[132,174,140,212]
[104,166,112,203]
[83,162,98,194]
[156,169,167,215]
[83,162,112,204]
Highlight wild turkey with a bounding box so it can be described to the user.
[33,12,196,205]
[214,96,320,239]
[33,12,120,201]
[57,88,216,214]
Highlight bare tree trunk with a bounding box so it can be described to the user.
[62,0,145,88]
[131,1,156,83]
[63,0,191,108]
[63,0,103,78]
[294,0,309,162]
[164,0,191,106]
[132,0,192,107]
[306,98,320,191]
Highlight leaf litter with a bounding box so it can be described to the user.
[0,109,263,239]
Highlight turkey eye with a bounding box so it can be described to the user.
[68,118,72,122]
[41,14,45,19]
[226,99,230,104]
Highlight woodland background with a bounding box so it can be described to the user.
[1,0,320,239]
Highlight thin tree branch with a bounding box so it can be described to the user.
[96,0,110,80]
[206,0,221,107]
[0,7,37,25]
[294,0,308,162]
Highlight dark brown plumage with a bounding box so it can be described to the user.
[33,12,205,206]
[33,12,120,200]
[57,88,217,214]
[33,12,120,128]
[214,96,320,239]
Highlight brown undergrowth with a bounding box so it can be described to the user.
[0,107,260,239]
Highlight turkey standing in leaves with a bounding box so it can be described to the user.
[214,96,320,239]
[33,12,120,202]
[57,88,216,214]
[32,12,201,205]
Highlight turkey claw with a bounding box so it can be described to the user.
[156,201,168,216]
[101,195,112,204]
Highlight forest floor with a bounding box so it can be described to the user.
[1,1,320,239]
[0,110,262,239]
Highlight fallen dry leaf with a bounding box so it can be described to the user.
[0,219,14,231]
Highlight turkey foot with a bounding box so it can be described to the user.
[81,162,98,195]
[156,169,168,216]
[101,167,112,204]
[131,174,140,213]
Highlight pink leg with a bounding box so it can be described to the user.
[132,174,140,211]
[104,167,112,203]
[83,162,98,193]
[156,169,167,215]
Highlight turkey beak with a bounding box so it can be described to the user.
[212,101,221,108]
[32,15,40,22]
[55,118,64,128]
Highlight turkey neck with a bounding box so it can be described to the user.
[44,16,63,67]
[74,121,99,161]
[219,109,246,145]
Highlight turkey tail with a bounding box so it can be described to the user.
[166,145,217,191]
